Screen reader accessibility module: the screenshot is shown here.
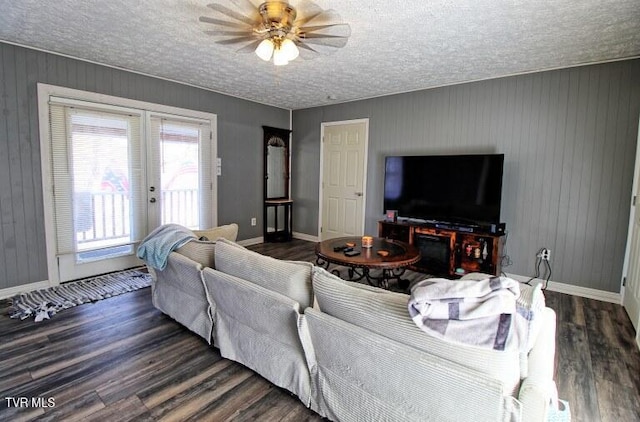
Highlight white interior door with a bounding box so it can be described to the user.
[320,120,368,240]
[624,204,640,346]
[623,120,640,348]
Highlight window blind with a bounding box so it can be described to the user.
[48,102,145,255]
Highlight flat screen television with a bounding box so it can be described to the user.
[383,153,504,224]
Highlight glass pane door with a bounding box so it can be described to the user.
[53,107,145,282]
[74,113,132,259]
[148,115,213,231]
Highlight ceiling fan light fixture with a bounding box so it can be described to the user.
[272,47,289,66]
[280,38,299,61]
[257,37,299,65]
[201,0,350,66]
[255,39,275,61]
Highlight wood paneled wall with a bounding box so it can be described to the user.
[0,42,289,290]
[292,59,640,293]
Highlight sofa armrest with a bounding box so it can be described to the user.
[202,267,312,405]
[151,252,213,343]
[518,307,557,422]
[153,252,204,297]
[305,307,522,422]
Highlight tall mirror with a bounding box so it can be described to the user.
[266,139,288,199]
[263,126,293,242]
[264,126,290,199]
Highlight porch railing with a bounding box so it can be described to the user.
[75,189,199,249]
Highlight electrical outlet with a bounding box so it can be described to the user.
[541,248,551,261]
[251,217,257,226]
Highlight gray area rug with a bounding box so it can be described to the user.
[8,267,152,322]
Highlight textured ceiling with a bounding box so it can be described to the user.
[1,0,639,110]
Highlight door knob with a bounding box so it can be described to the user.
[355,192,363,196]
[149,198,156,203]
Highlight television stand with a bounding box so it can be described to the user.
[378,220,506,278]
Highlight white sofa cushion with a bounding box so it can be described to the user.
[311,266,522,394]
[214,238,314,309]
[174,223,238,268]
[201,267,312,405]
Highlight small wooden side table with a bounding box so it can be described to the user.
[264,199,293,242]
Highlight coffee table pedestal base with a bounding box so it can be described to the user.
[315,256,410,290]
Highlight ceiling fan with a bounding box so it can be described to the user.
[199,0,351,66]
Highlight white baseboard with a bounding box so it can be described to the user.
[506,273,622,304]
[0,280,52,300]
[4,257,618,306]
[293,232,319,242]
[237,236,264,247]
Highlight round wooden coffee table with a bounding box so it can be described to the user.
[315,236,421,290]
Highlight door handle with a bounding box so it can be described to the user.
[149,198,156,203]
[355,192,363,197]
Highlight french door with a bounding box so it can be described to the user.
[40,86,216,284]
[147,114,214,232]
[50,104,145,282]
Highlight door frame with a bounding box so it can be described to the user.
[37,83,218,286]
[317,118,369,240]
[621,113,640,346]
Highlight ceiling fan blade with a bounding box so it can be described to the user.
[236,39,264,53]
[199,16,249,29]
[298,24,351,36]
[229,0,260,14]
[301,36,349,49]
[301,33,349,40]
[206,3,257,26]
[298,9,346,27]
[296,42,317,52]
[215,36,260,45]
[296,42,320,60]
[296,22,350,48]
[204,30,254,37]
[291,0,324,26]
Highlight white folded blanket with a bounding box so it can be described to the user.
[408,276,542,351]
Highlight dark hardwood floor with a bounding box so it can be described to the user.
[1,239,638,421]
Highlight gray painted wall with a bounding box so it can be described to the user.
[0,42,289,290]
[292,59,640,293]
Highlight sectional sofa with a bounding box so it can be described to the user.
[147,227,560,422]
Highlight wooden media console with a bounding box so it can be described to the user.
[378,220,506,278]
